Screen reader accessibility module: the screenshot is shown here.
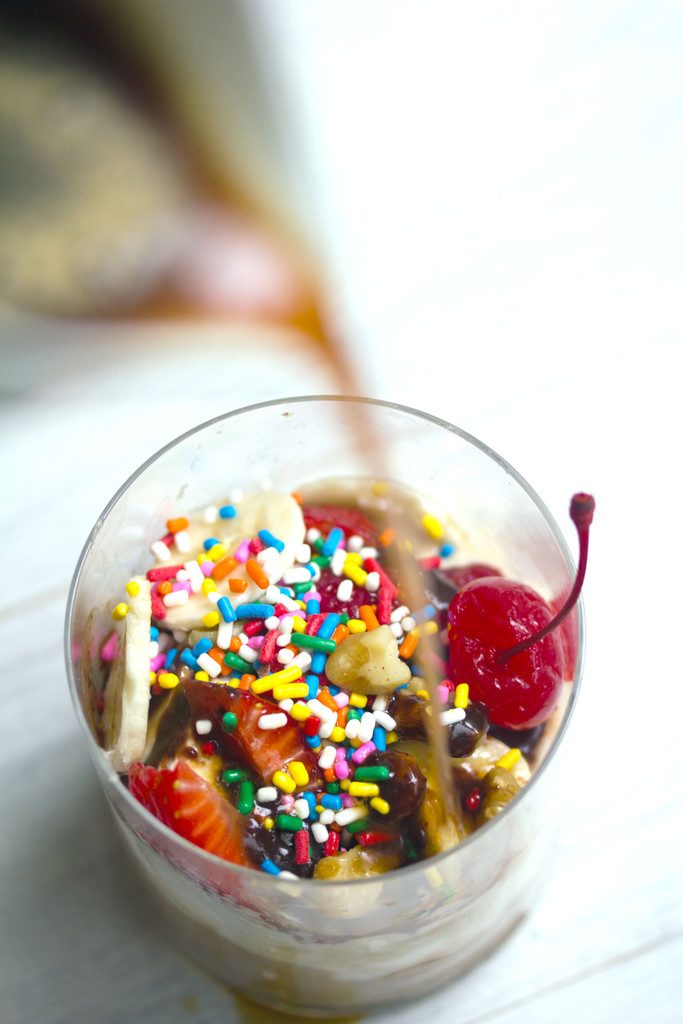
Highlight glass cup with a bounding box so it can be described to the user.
[65,397,583,1017]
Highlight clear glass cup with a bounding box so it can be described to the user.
[65,396,583,1017]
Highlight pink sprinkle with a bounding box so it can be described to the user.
[247,635,264,650]
[351,741,376,764]
[280,795,295,810]
[200,561,215,576]
[172,580,192,593]
[333,691,349,709]
[335,759,350,780]
[150,653,165,672]
[437,684,449,704]
[307,591,321,603]
[235,540,250,563]
[335,747,346,761]
[100,632,120,662]
[341,793,353,807]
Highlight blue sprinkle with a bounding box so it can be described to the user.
[413,604,436,624]
[279,586,295,598]
[440,543,455,558]
[321,527,344,557]
[305,674,320,699]
[372,725,387,751]
[203,537,219,551]
[310,652,327,674]
[258,529,284,553]
[219,505,237,519]
[217,596,237,623]
[150,626,160,640]
[306,598,321,615]
[164,648,178,670]
[235,602,274,619]
[261,859,280,875]
[317,613,340,640]
[191,637,213,657]
[305,735,321,749]
[320,794,343,811]
[181,649,200,671]
[346,747,355,762]
[327,684,340,696]
[395,683,409,691]
[303,792,318,820]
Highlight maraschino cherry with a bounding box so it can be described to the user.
[447,494,595,730]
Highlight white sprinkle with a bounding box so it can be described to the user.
[279,871,297,879]
[265,585,282,604]
[216,622,233,650]
[149,641,159,658]
[239,632,249,645]
[163,589,189,607]
[195,719,212,736]
[203,506,218,524]
[391,605,410,623]
[347,535,363,552]
[358,711,376,744]
[281,595,301,612]
[262,561,280,583]
[293,798,310,819]
[318,720,335,739]
[309,699,337,724]
[344,718,360,740]
[278,616,294,634]
[372,695,388,713]
[258,712,288,730]
[309,563,321,581]
[389,622,404,640]
[230,488,244,504]
[337,579,353,602]
[176,569,190,581]
[207,591,219,606]
[441,707,467,726]
[401,616,417,633]
[151,540,171,563]
[238,644,258,664]
[311,822,329,844]
[264,616,279,630]
[197,652,222,678]
[291,651,312,672]
[277,649,294,665]
[282,567,312,585]
[184,560,204,594]
[276,633,292,648]
[174,530,192,553]
[318,809,335,825]
[306,527,321,543]
[330,549,347,576]
[335,806,368,827]
[296,543,312,563]
[318,745,336,770]
[365,571,380,592]
[360,546,378,559]
[256,546,278,565]
[278,698,294,712]
[256,786,277,802]
[374,710,397,731]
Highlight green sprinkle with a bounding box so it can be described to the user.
[354,766,391,782]
[339,611,350,624]
[347,708,362,721]
[326,782,341,794]
[404,839,419,861]
[292,581,313,595]
[221,767,248,785]
[289,633,336,653]
[223,651,252,673]
[237,780,254,815]
[221,711,238,733]
[277,814,303,832]
[346,818,370,835]
[313,538,326,553]
[311,554,331,568]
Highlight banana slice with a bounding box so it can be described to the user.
[159,492,305,630]
[102,576,152,772]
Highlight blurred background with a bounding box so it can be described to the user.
[1,3,682,1023]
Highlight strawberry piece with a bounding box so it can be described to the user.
[182,680,317,783]
[128,760,250,865]
[303,504,379,544]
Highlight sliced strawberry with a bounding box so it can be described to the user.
[182,680,317,784]
[128,760,251,865]
[303,504,379,544]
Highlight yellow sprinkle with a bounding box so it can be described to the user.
[415,689,430,700]
[289,761,309,787]
[496,748,522,772]
[347,619,367,634]
[386,731,398,745]
[370,797,390,815]
[296,600,307,611]
[425,866,445,889]
[372,481,387,495]
[422,513,444,539]
[315,805,324,814]
[291,616,307,633]
[345,564,368,587]
[195,670,210,682]
[207,543,227,561]
[202,578,217,595]
[415,620,439,638]
[349,737,362,748]
[251,665,303,694]
[290,701,312,722]
[339,779,350,791]
[272,771,296,794]
[348,781,380,798]
[349,693,368,709]
[263,817,275,831]
[111,602,129,621]
[202,611,220,628]
[125,580,140,597]
[344,552,363,566]
[158,672,180,689]
[455,683,470,709]
[149,672,157,685]
[330,727,346,743]
[273,683,309,701]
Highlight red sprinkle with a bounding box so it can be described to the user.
[150,590,167,620]
[294,828,310,865]
[146,565,183,582]
[244,619,265,638]
[273,603,289,617]
[304,715,321,737]
[305,613,326,636]
[357,831,395,847]
[249,537,265,555]
[377,588,393,625]
[323,831,340,857]
[465,787,481,812]
[201,740,218,757]
[260,629,278,663]
[420,555,441,570]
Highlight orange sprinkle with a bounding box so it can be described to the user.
[158,581,173,596]
[212,556,238,581]
[379,528,396,547]
[399,632,419,660]
[337,705,349,728]
[316,689,338,713]
[246,558,270,590]
[323,766,337,784]
[166,516,189,534]
[291,491,303,505]
[209,646,227,669]
[229,637,242,653]
[359,605,380,630]
[240,673,256,690]
[228,577,248,593]
[331,624,350,644]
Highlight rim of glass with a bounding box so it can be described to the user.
[65,394,584,887]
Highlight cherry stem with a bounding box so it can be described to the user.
[496,493,595,663]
